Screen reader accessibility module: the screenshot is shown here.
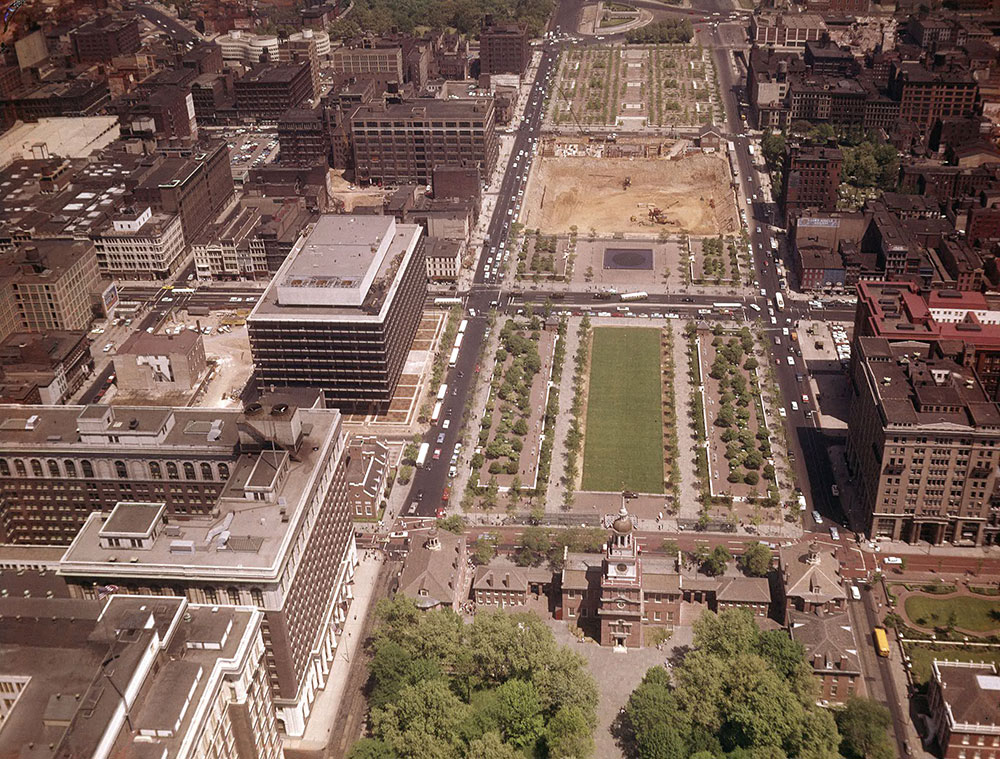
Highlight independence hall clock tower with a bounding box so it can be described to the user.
[599,503,643,649]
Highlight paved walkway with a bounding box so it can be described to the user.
[545,318,584,512]
[280,553,384,754]
[672,320,703,521]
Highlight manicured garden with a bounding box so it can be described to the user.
[906,643,1000,685]
[904,593,1000,633]
[581,327,664,493]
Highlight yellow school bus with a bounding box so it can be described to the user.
[874,626,890,658]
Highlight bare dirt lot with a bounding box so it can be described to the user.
[521,154,738,237]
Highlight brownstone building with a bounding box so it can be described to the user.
[781,144,843,224]
[891,62,979,133]
[480,21,530,75]
[847,337,1000,545]
[928,660,1000,758]
[788,611,863,704]
[129,140,235,243]
[560,505,682,648]
[70,14,141,63]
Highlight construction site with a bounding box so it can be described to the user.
[520,150,740,237]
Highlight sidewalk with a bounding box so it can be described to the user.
[279,553,383,754]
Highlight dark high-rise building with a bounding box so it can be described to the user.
[235,62,313,120]
[129,139,235,242]
[351,97,498,186]
[278,107,329,165]
[479,21,529,75]
[70,14,141,63]
[248,215,426,412]
[780,144,843,223]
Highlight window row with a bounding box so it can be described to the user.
[0,458,230,482]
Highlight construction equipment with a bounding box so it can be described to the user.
[623,176,631,190]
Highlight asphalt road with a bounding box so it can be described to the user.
[136,4,199,43]
[405,2,583,517]
[703,24,852,538]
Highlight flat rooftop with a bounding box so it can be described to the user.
[857,338,1000,428]
[58,408,342,582]
[0,117,120,169]
[250,215,422,320]
[0,594,257,759]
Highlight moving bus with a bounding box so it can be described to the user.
[774,292,785,312]
[431,401,443,424]
[415,443,430,467]
[873,626,890,658]
[449,347,460,367]
[620,291,649,302]
[434,297,462,306]
[713,302,741,309]
[437,384,448,401]
[458,319,468,334]
[455,333,464,349]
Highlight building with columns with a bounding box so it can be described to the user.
[0,402,358,738]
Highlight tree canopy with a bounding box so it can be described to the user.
[624,609,839,759]
[330,0,555,37]
[351,597,598,759]
[738,542,774,577]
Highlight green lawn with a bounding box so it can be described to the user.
[904,593,1000,633]
[581,327,664,493]
[906,643,1000,684]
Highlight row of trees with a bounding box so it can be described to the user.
[329,0,554,37]
[623,609,893,759]
[624,18,693,44]
[352,598,598,759]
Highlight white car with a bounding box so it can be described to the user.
[883,556,903,565]
[786,356,795,366]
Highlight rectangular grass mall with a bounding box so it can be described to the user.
[581,327,664,493]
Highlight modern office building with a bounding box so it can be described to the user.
[92,206,188,280]
[479,22,530,75]
[215,29,281,65]
[0,594,283,759]
[34,403,359,736]
[247,215,426,412]
[278,107,329,165]
[351,97,498,186]
[235,62,314,120]
[846,337,1000,545]
[751,12,828,49]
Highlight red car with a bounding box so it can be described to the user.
[433,448,442,460]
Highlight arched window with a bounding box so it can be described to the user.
[183,462,195,480]
[30,459,43,477]
[218,463,230,481]
[201,463,213,480]
[64,460,76,478]
[166,462,179,480]
[81,460,94,478]
[149,462,162,479]
[115,461,128,479]
[14,459,26,477]
[227,587,241,604]
[47,460,60,477]
[250,588,264,606]
[0,460,9,477]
